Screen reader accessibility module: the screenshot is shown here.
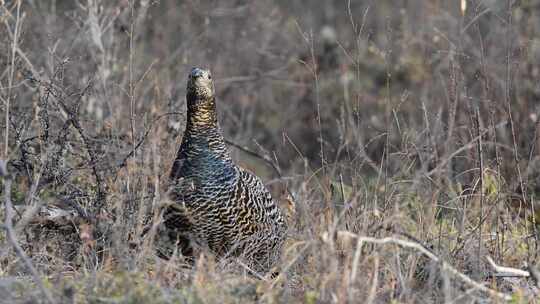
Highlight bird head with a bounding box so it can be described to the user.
[186,67,215,103]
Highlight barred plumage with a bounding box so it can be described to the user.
[163,67,287,274]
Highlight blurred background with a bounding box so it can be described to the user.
[4,1,540,186]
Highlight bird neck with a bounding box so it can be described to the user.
[186,97,218,129]
[183,97,232,162]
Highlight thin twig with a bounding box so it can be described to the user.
[55,81,107,214]
[426,121,507,177]
[117,112,183,168]
[504,0,530,258]
[475,107,484,271]
[4,0,21,158]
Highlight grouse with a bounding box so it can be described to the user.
[163,67,287,274]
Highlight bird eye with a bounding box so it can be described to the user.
[208,75,212,80]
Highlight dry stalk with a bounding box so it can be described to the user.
[475,107,484,270]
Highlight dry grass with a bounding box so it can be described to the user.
[1,0,540,303]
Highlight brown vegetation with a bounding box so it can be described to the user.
[1,0,540,303]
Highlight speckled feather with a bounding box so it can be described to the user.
[164,68,287,274]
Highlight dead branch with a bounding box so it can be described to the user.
[486,256,530,278]
[54,81,107,215]
[341,231,513,301]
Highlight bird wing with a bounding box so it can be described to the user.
[237,168,286,226]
